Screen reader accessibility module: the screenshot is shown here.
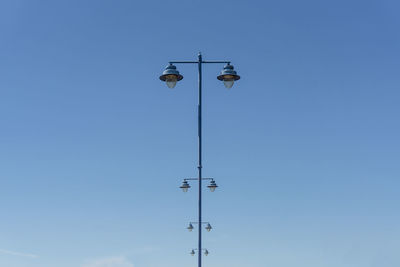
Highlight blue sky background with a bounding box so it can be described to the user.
[1,0,400,266]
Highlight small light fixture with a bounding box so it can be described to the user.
[187,223,194,232]
[159,64,183,88]
[204,249,209,256]
[207,180,218,192]
[217,64,240,89]
[180,180,191,192]
[205,223,212,232]
[190,249,195,256]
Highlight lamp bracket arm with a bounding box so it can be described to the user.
[168,60,231,64]
[202,61,231,64]
[184,178,214,181]
[169,61,198,64]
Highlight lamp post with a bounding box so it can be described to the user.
[160,53,240,267]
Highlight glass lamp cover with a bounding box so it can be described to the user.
[166,75,178,88]
[223,79,234,89]
[166,80,177,88]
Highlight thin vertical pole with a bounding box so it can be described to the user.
[197,52,202,267]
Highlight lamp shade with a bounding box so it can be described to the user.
[159,64,183,88]
[180,180,191,192]
[217,64,240,89]
[207,180,218,192]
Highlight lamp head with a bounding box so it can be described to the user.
[180,180,191,192]
[207,180,218,192]
[217,64,240,89]
[160,64,183,88]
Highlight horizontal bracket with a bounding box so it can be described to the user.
[169,61,231,64]
[184,178,214,181]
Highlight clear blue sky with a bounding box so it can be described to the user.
[1,0,399,266]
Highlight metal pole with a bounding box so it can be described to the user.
[197,52,202,267]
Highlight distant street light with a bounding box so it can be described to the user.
[190,249,210,257]
[207,180,218,192]
[180,180,191,192]
[187,222,212,233]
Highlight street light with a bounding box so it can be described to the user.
[160,57,240,89]
[187,222,212,232]
[160,53,240,267]
[180,180,191,192]
[207,180,218,192]
[159,64,183,88]
[190,249,209,257]
[180,178,217,193]
[217,64,240,89]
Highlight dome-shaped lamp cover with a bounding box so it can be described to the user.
[160,64,183,89]
[217,64,240,89]
[180,180,190,192]
[207,180,218,192]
